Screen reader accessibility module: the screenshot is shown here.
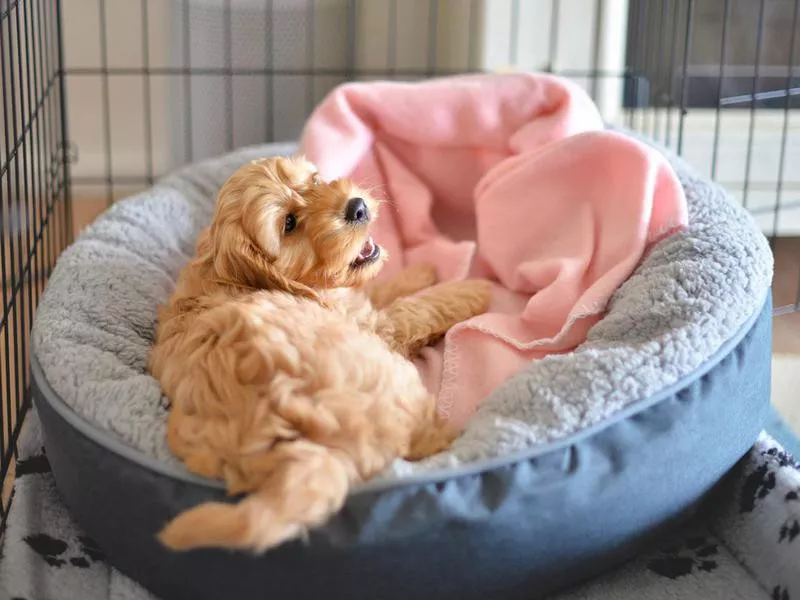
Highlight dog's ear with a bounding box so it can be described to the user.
[245,198,283,259]
[199,157,324,302]
[259,262,322,302]
[206,220,321,302]
[210,166,285,267]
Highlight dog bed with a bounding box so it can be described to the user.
[5,410,800,600]
[4,411,800,600]
[30,129,773,600]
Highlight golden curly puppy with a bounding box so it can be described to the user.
[150,156,492,553]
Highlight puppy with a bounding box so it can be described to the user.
[150,156,491,553]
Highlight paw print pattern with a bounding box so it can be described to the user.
[15,449,51,478]
[762,447,800,470]
[24,533,105,568]
[647,536,719,579]
[772,585,790,600]
[741,446,800,512]
[778,518,799,544]
[741,464,776,513]
[78,536,104,562]
[23,534,67,567]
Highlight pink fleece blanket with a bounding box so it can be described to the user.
[299,73,688,430]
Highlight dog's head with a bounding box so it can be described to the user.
[200,155,385,297]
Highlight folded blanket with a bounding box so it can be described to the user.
[299,74,688,428]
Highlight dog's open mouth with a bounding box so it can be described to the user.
[350,236,380,268]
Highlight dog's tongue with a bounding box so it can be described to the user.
[358,237,375,260]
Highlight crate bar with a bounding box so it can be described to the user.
[306,0,315,116]
[710,0,731,182]
[0,2,13,487]
[427,0,438,77]
[17,0,37,351]
[97,0,113,206]
[182,0,193,163]
[652,0,670,142]
[665,0,680,148]
[774,0,799,241]
[265,0,273,142]
[676,0,694,156]
[31,0,50,296]
[386,0,397,78]
[141,0,154,186]
[223,0,233,152]
[741,0,767,210]
[3,1,26,461]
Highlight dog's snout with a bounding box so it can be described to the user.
[344,197,369,224]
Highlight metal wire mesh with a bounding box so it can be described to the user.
[0,0,71,530]
[0,0,799,533]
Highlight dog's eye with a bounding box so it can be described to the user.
[284,213,297,234]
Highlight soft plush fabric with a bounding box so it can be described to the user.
[2,407,797,600]
[709,431,800,598]
[299,74,688,428]
[21,116,778,599]
[22,292,771,600]
[30,128,772,477]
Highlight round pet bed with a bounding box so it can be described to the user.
[31,132,773,600]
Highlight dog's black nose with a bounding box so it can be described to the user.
[344,197,369,223]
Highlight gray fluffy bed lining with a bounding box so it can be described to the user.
[31,134,773,479]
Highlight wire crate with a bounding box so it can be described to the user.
[0,0,71,531]
[1,0,798,534]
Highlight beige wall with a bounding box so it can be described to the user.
[59,1,799,233]
[62,0,626,197]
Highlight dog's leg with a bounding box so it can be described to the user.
[405,411,458,461]
[383,279,492,357]
[166,411,225,481]
[158,440,363,553]
[366,263,437,309]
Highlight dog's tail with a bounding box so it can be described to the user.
[158,442,354,553]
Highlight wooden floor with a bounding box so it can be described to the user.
[71,196,108,237]
[771,237,800,355]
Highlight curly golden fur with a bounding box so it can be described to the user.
[150,156,492,553]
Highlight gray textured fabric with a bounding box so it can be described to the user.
[30,135,773,477]
[708,432,800,598]
[2,408,796,600]
[0,410,159,600]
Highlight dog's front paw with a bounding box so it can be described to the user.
[406,417,458,461]
[402,263,439,291]
[440,278,493,318]
[368,263,439,309]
